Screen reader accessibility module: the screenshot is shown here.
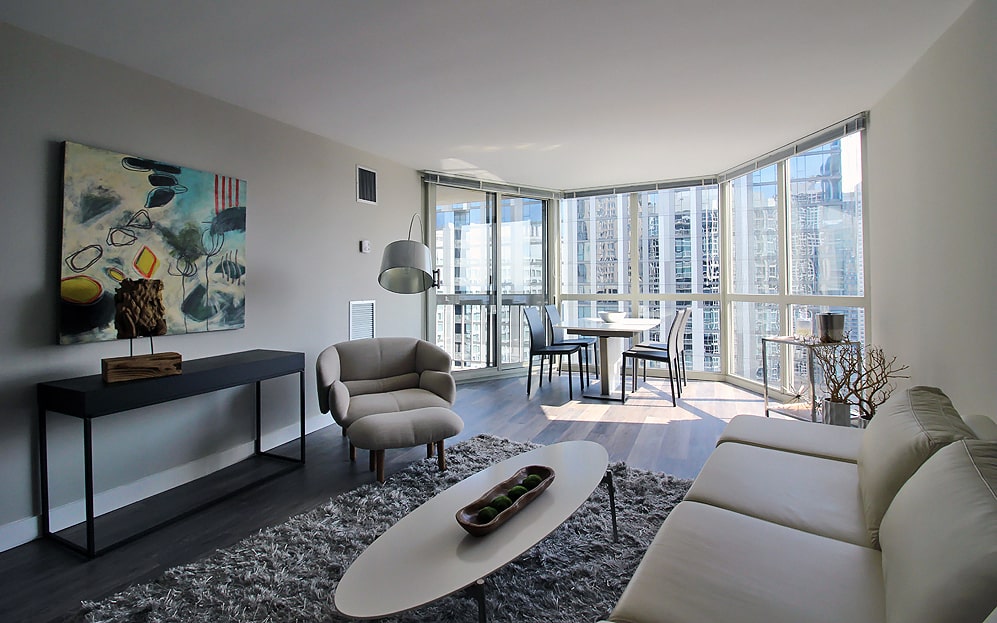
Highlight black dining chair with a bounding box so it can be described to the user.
[621,309,684,406]
[544,304,597,385]
[524,307,584,399]
[634,306,691,389]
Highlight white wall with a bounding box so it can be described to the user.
[0,25,424,549]
[867,0,996,416]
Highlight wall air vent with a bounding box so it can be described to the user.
[349,300,375,340]
[357,166,377,204]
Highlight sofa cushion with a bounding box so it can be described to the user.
[685,442,868,546]
[963,413,997,441]
[878,440,997,623]
[718,414,863,462]
[603,501,884,623]
[857,386,976,548]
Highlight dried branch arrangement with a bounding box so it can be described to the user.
[811,338,910,420]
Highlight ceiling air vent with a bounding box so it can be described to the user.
[349,300,375,340]
[357,166,377,204]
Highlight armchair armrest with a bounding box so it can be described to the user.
[421,369,456,405]
[328,380,350,423]
[317,345,353,425]
[415,340,453,374]
[316,345,344,414]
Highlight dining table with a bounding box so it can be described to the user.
[556,317,661,399]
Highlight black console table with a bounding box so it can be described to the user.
[37,349,306,558]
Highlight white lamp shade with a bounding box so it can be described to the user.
[378,239,435,294]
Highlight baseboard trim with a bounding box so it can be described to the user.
[0,515,41,553]
[45,441,258,532]
[0,415,331,553]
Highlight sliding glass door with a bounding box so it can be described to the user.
[430,185,547,375]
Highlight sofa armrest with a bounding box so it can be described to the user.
[420,370,456,405]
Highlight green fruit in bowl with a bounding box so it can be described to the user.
[507,485,528,500]
[477,506,499,523]
[490,495,512,511]
[522,474,544,489]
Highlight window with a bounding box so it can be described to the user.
[429,113,867,387]
[726,130,866,394]
[789,133,864,296]
[559,183,721,373]
[561,194,630,295]
[731,165,779,295]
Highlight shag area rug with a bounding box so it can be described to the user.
[74,435,691,623]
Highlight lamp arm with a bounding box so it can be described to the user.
[406,212,441,287]
[407,213,425,243]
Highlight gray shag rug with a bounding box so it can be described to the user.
[74,435,691,623]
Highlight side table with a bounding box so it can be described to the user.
[761,336,861,423]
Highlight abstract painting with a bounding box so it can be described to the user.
[59,142,246,344]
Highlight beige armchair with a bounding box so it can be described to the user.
[316,337,461,482]
[317,337,456,428]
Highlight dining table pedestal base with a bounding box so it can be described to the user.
[556,318,661,400]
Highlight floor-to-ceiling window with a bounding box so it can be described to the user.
[729,164,782,382]
[558,182,722,374]
[424,113,867,389]
[725,127,866,397]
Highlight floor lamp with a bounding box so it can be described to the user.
[379,213,441,294]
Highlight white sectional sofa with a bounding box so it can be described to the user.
[601,386,997,623]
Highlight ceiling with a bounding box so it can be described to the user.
[0,0,973,190]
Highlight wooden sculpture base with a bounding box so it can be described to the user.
[101,352,182,384]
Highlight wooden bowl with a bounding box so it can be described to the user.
[455,465,555,537]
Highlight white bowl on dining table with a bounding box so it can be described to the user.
[598,311,627,323]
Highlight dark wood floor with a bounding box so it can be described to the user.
[0,375,764,623]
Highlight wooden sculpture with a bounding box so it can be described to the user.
[101,279,182,383]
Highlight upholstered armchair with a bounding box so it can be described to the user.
[316,337,461,482]
[316,337,456,431]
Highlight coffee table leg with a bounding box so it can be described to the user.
[601,470,619,543]
[466,578,487,623]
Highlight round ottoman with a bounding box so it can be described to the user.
[347,407,464,483]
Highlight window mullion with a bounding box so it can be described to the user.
[776,161,793,387]
[629,192,640,315]
[720,179,733,376]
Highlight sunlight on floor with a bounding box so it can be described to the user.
[539,379,766,424]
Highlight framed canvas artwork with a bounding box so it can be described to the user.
[59,141,247,344]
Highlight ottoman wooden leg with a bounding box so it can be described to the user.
[369,450,376,472]
[436,441,446,471]
[376,450,386,483]
[350,442,357,462]
[427,442,434,458]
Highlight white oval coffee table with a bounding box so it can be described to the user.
[334,440,614,621]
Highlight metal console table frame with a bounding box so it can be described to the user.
[761,336,861,423]
[36,349,306,558]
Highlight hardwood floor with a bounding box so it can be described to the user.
[0,376,764,623]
